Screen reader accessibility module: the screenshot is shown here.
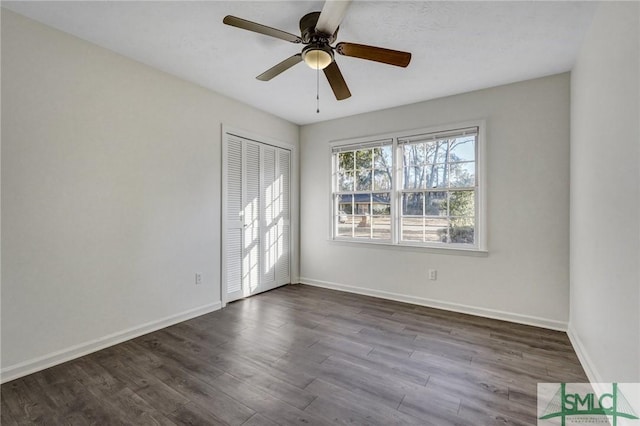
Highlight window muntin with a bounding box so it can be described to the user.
[332,125,482,250]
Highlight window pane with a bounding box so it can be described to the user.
[450,137,475,162]
[355,201,370,215]
[339,171,354,191]
[403,143,427,166]
[336,216,355,237]
[374,169,391,190]
[372,193,391,215]
[405,165,449,189]
[354,215,371,238]
[449,162,475,188]
[356,170,372,191]
[338,151,354,171]
[426,191,447,216]
[402,193,423,216]
[448,190,475,217]
[425,217,449,243]
[425,164,446,188]
[374,146,393,169]
[337,194,353,214]
[450,217,475,244]
[356,149,373,169]
[426,141,449,164]
[401,217,424,241]
[403,166,421,189]
[371,216,391,240]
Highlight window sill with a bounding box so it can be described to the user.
[327,238,489,257]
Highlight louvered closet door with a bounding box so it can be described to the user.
[262,146,277,287]
[260,146,291,291]
[243,141,262,295]
[275,149,291,286]
[224,136,244,302]
[224,133,291,303]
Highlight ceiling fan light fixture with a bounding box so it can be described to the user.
[303,47,333,70]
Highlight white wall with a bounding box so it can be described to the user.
[1,10,299,381]
[569,2,639,382]
[300,74,571,329]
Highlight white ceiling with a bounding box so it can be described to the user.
[3,1,597,125]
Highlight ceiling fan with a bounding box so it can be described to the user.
[223,0,411,101]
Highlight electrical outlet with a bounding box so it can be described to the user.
[195,273,202,285]
[428,269,437,281]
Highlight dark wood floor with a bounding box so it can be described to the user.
[1,284,587,425]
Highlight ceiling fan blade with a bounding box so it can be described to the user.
[315,0,351,36]
[323,61,351,100]
[223,15,302,43]
[256,54,303,81]
[336,42,412,67]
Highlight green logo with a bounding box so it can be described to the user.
[538,383,639,425]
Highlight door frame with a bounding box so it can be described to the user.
[221,125,298,308]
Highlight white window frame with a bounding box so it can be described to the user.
[330,120,487,252]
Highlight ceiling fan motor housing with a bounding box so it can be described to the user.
[300,12,338,44]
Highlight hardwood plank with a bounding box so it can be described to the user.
[148,362,255,425]
[316,356,407,409]
[305,395,390,426]
[207,353,317,410]
[92,386,177,426]
[165,401,228,426]
[1,377,57,424]
[307,335,374,358]
[398,390,463,426]
[202,372,333,426]
[91,348,162,392]
[134,380,191,416]
[0,398,17,425]
[35,378,119,425]
[304,378,425,425]
[357,326,418,348]
[458,402,533,426]
[330,350,429,386]
[429,374,537,424]
[223,347,317,390]
[242,413,280,426]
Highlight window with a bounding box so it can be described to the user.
[331,123,485,251]
[333,140,393,241]
[399,128,477,245]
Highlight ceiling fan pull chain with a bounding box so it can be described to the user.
[316,60,320,113]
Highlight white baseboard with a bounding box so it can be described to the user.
[566,323,602,384]
[1,301,222,384]
[299,277,568,331]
